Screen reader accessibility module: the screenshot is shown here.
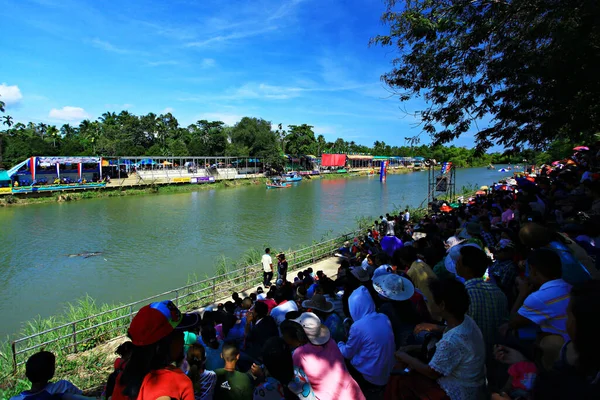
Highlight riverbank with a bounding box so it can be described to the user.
[0,230,356,398]
[0,167,417,207]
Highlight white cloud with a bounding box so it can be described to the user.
[268,0,305,21]
[90,38,131,54]
[201,58,216,69]
[104,103,133,110]
[197,113,245,126]
[0,83,24,105]
[48,106,89,121]
[147,60,180,67]
[185,26,277,48]
[162,107,175,114]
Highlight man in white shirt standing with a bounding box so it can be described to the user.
[403,208,410,222]
[261,248,273,287]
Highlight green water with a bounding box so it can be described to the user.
[0,167,504,337]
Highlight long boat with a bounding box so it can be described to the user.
[266,182,290,189]
[10,182,107,194]
[283,173,302,182]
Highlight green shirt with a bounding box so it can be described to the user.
[183,331,197,354]
[214,369,253,400]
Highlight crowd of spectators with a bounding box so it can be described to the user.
[13,145,600,400]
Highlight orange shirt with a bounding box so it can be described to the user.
[112,367,194,400]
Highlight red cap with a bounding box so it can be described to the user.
[128,300,199,346]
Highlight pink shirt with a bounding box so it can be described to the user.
[292,339,365,400]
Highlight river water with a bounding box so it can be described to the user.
[0,166,506,337]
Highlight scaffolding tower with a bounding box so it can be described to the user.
[427,161,456,206]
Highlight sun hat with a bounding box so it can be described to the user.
[445,236,466,252]
[302,294,334,313]
[373,273,415,301]
[350,267,370,282]
[128,300,200,346]
[292,312,331,345]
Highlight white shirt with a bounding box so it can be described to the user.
[270,300,298,325]
[386,220,395,236]
[403,212,410,221]
[429,315,486,400]
[261,254,273,272]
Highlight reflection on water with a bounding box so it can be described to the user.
[0,167,502,336]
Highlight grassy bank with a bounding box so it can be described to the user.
[0,229,350,399]
[0,177,270,207]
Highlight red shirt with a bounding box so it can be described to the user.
[111,367,194,400]
[258,298,277,313]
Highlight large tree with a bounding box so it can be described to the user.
[371,0,600,152]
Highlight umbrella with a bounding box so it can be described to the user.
[551,161,561,166]
[573,146,589,151]
[440,205,453,213]
[475,190,486,195]
[162,161,173,165]
[480,186,489,190]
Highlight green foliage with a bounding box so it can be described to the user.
[0,107,556,171]
[372,0,600,153]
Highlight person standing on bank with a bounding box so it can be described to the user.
[262,248,273,287]
[277,253,288,283]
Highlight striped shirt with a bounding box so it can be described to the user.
[191,370,217,400]
[518,279,572,340]
[464,278,508,348]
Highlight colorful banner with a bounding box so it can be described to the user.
[37,156,101,164]
[30,157,36,180]
[0,187,12,194]
[172,177,191,183]
[191,176,215,184]
[441,162,453,174]
[380,160,388,182]
[321,154,346,167]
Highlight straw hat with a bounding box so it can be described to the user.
[373,274,415,302]
[302,294,334,313]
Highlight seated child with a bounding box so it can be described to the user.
[11,351,84,400]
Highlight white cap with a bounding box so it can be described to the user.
[292,312,331,345]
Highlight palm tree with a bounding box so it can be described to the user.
[37,122,48,139]
[316,134,326,156]
[47,125,60,148]
[2,115,13,127]
[0,99,5,113]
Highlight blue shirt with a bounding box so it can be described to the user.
[548,241,592,285]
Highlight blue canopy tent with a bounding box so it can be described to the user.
[136,159,157,166]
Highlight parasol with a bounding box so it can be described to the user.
[475,190,486,195]
[573,146,589,151]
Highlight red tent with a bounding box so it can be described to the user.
[321,154,346,167]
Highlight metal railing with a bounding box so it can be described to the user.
[9,230,359,371]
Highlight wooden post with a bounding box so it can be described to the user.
[212,278,216,303]
[72,323,78,353]
[11,341,17,372]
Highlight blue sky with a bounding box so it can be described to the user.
[0,0,482,148]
